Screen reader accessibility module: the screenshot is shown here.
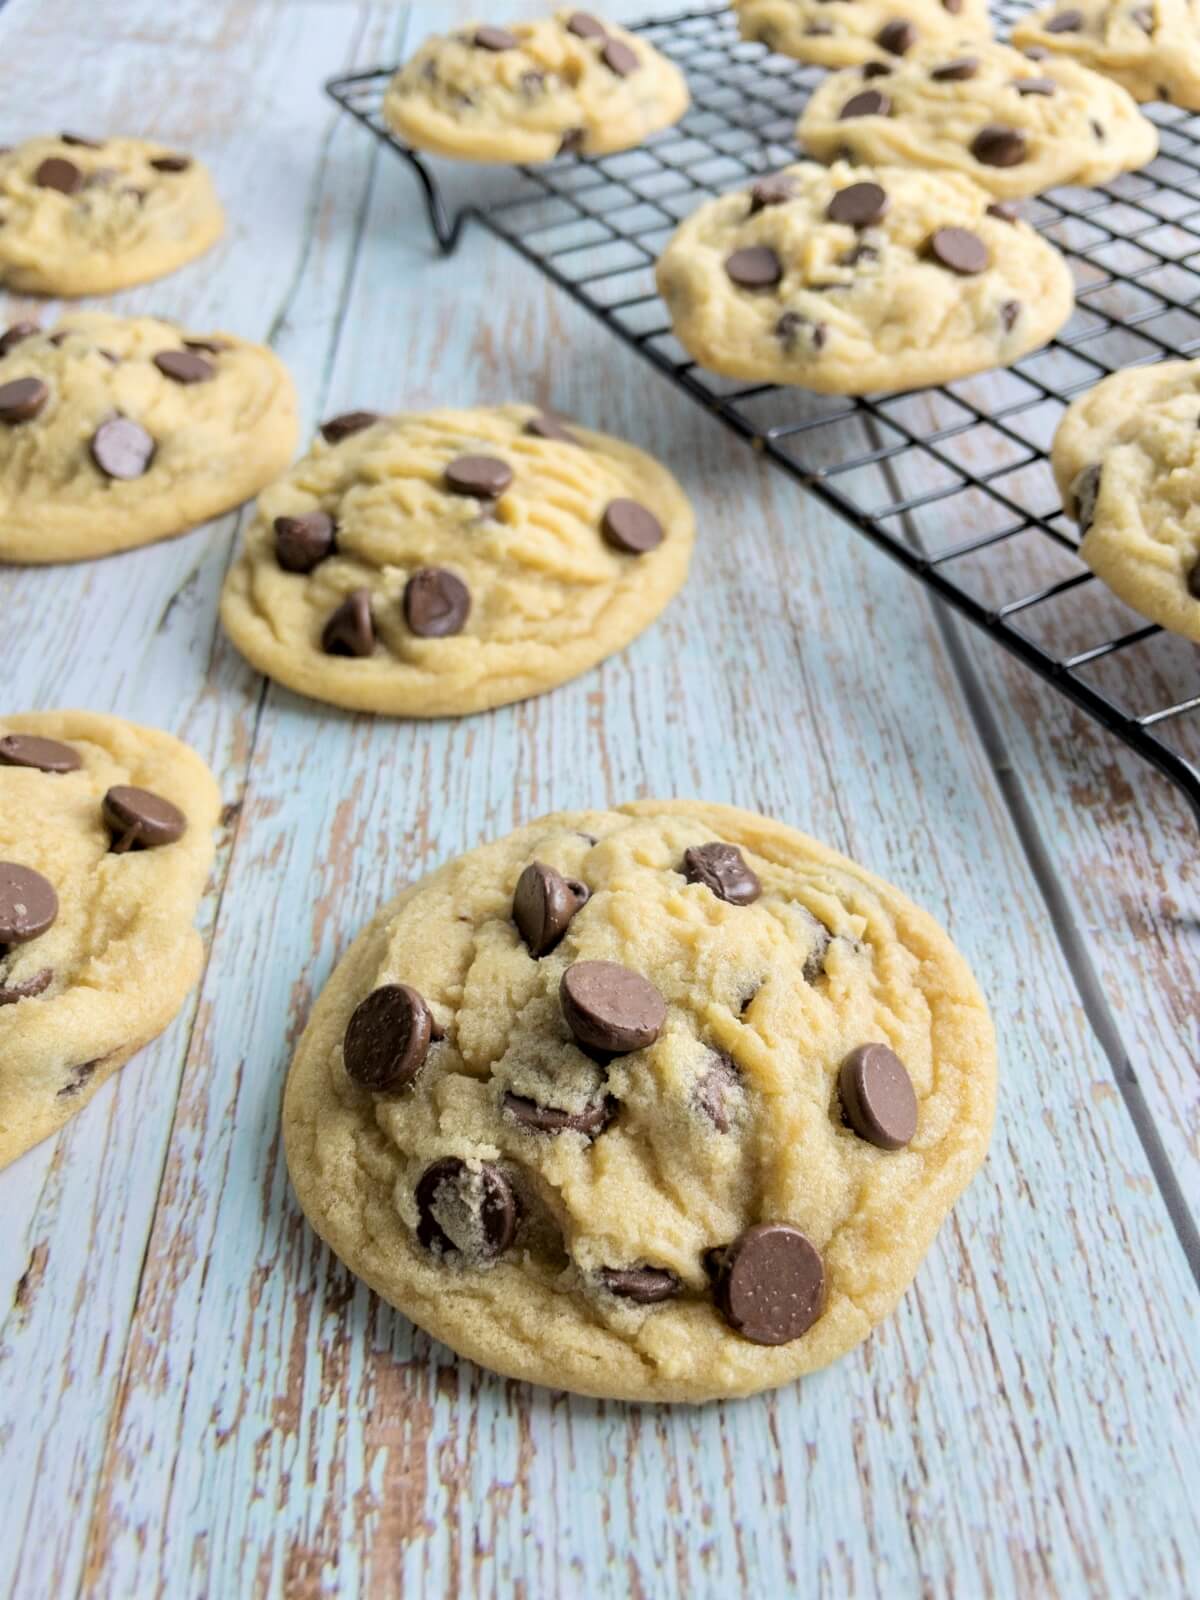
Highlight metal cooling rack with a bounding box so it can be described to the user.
[328,3,1200,828]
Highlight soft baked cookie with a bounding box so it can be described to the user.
[735,0,991,69]
[0,312,298,564]
[0,134,224,296]
[283,801,996,1403]
[383,11,689,162]
[220,404,694,717]
[1053,360,1200,641]
[655,160,1075,392]
[0,710,220,1169]
[800,41,1157,198]
[1011,0,1200,107]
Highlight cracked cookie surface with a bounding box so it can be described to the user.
[0,134,224,296]
[220,403,694,717]
[1012,0,1200,107]
[0,710,220,1170]
[283,801,996,1403]
[383,10,689,162]
[0,312,298,564]
[735,0,991,68]
[655,160,1074,392]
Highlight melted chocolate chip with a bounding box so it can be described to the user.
[502,1090,615,1137]
[0,734,80,773]
[0,377,48,423]
[0,863,57,943]
[153,349,215,384]
[344,983,434,1092]
[601,498,664,553]
[416,1157,518,1257]
[91,417,155,479]
[839,1043,918,1148]
[0,967,53,1005]
[695,1049,740,1132]
[403,568,471,637]
[320,410,379,444]
[102,786,186,852]
[725,245,783,288]
[598,1266,680,1303]
[561,960,666,1054]
[0,321,39,358]
[682,842,761,905]
[57,1058,99,1096]
[513,861,589,956]
[321,589,375,657]
[711,1223,826,1345]
[274,511,336,573]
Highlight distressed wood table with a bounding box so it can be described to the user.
[2,2,1198,1596]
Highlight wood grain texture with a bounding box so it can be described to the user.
[1,2,1198,1597]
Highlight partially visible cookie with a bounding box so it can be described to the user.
[800,41,1157,197]
[655,160,1075,392]
[735,0,991,68]
[383,11,689,162]
[220,403,694,717]
[0,313,298,564]
[283,800,996,1403]
[1053,360,1200,641]
[1011,0,1200,107]
[0,711,221,1169]
[0,135,224,296]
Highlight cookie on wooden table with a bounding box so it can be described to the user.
[283,800,996,1403]
[1011,0,1200,107]
[655,160,1075,393]
[1053,359,1200,641]
[220,403,694,717]
[0,711,221,1169]
[0,313,298,564]
[735,0,992,69]
[800,41,1158,197]
[383,10,689,162]
[0,134,224,296]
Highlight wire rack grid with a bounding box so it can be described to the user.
[327,3,1200,831]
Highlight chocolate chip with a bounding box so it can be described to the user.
[61,132,104,148]
[34,157,83,193]
[502,1090,615,1137]
[321,589,374,657]
[986,200,1021,223]
[183,337,231,354]
[862,61,892,79]
[711,1223,825,1345]
[416,1157,518,1258]
[102,786,186,852]
[876,19,916,53]
[150,153,192,172]
[320,410,379,444]
[840,242,879,267]
[1014,76,1057,94]
[840,89,891,118]
[474,25,518,49]
[153,349,214,384]
[1187,556,1200,599]
[0,321,38,358]
[943,0,963,11]
[927,226,988,275]
[724,245,782,289]
[0,967,52,1005]
[749,173,796,213]
[559,127,586,155]
[274,511,336,573]
[525,411,579,444]
[1046,7,1084,28]
[971,126,1028,167]
[602,38,639,75]
[90,417,155,479]
[514,861,589,956]
[1070,462,1102,528]
[561,960,666,1054]
[825,180,888,228]
[0,863,57,944]
[683,842,761,905]
[56,1058,98,1095]
[839,1042,918,1149]
[1001,299,1021,332]
[598,1266,680,1303]
[0,377,48,423]
[601,498,664,554]
[805,21,833,34]
[1024,44,1050,58]
[444,454,513,499]
[403,568,471,638]
[0,734,80,773]
[931,56,979,80]
[1091,119,1106,140]
[775,311,827,352]
[803,917,832,983]
[695,1049,740,1132]
[566,11,608,38]
[520,70,546,96]
[344,983,434,1092]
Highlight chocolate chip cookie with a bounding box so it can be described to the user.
[0,313,298,564]
[1012,0,1200,108]
[800,41,1157,198]
[0,711,221,1169]
[655,160,1074,393]
[220,404,694,717]
[735,0,992,69]
[0,135,224,296]
[283,801,996,1402]
[1053,359,1200,641]
[383,10,689,162]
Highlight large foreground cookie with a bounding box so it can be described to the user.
[284,801,996,1403]
[1011,0,1200,107]
[800,42,1157,197]
[0,135,224,296]
[0,711,220,1169]
[655,161,1074,392]
[1053,360,1200,641]
[384,11,689,162]
[220,404,693,716]
[735,0,991,69]
[0,313,298,564]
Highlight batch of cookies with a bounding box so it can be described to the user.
[0,0,1187,1402]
